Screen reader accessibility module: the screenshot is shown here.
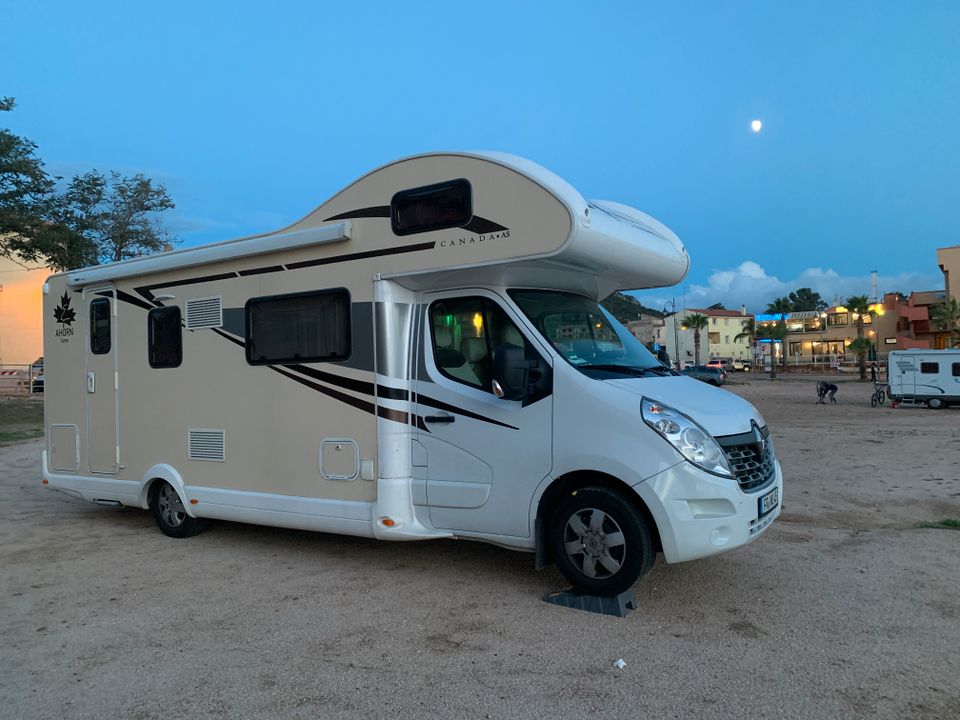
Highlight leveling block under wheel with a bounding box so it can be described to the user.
[542,588,637,618]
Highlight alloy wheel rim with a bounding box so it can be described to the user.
[563,508,626,579]
[158,484,186,527]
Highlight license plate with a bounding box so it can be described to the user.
[758,487,779,518]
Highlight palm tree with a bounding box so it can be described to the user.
[845,295,872,380]
[930,298,960,347]
[734,317,756,344]
[735,317,757,370]
[683,313,709,365]
[765,297,793,371]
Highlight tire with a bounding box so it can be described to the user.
[550,487,654,597]
[927,398,943,410]
[149,481,207,538]
[871,393,877,408]
[877,390,885,406]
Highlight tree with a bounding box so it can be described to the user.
[734,317,756,368]
[787,287,826,311]
[0,97,55,264]
[765,297,792,370]
[734,317,756,344]
[682,313,709,365]
[930,297,960,347]
[845,295,873,380]
[600,291,664,326]
[47,170,176,266]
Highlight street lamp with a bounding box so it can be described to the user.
[664,299,680,370]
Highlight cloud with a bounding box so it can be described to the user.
[631,261,942,313]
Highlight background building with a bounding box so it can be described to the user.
[657,307,753,367]
[938,244,959,304]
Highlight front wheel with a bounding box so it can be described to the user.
[550,487,654,597]
[150,481,207,538]
[871,393,878,408]
[877,390,885,406]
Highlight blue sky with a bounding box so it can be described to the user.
[3,1,958,310]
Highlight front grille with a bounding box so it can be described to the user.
[717,426,775,492]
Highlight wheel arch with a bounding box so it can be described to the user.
[139,464,196,517]
[533,470,662,570]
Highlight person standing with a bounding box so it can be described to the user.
[870,363,878,383]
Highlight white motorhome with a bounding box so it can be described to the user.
[888,349,960,409]
[41,152,782,596]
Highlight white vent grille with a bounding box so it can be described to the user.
[185,296,222,329]
[188,429,225,462]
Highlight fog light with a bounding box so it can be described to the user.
[709,527,731,547]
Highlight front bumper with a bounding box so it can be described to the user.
[633,459,783,564]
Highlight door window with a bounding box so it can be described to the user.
[429,297,532,393]
[90,298,111,355]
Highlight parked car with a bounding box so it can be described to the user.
[705,359,729,381]
[682,365,726,386]
[730,358,749,372]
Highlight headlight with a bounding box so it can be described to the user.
[641,398,734,478]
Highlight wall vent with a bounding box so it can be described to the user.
[185,296,223,329]
[188,429,225,462]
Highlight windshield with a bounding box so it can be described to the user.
[509,290,671,378]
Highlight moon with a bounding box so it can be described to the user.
[751,119,763,133]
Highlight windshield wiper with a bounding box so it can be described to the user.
[579,364,674,377]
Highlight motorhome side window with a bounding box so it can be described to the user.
[920,362,939,374]
[148,306,182,368]
[89,298,111,355]
[391,179,471,236]
[429,297,531,392]
[246,289,350,365]
[953,363,960,377]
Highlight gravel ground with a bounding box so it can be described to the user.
[1,378,958,719]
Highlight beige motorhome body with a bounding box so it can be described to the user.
[42,151,692,557]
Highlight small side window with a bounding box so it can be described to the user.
[920,362,939,374]
[391,179,472,236]
[148,306,182,368]
[90,298,111,355]
[952,363,960,377]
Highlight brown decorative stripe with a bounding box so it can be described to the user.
[238,265,284,276]
[286,241,435,270]
[413,392,519,430]
[324,206,391,221]
[460,216,508,234]
[270,365,377,416]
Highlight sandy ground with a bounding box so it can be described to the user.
[1,377,959,720]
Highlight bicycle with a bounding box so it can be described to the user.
[870,381,887,408]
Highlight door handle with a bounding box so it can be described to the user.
[424,414,455,424]
[87,372,95,393]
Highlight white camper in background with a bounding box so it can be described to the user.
[41,152,782,596]
[888,349,960,409]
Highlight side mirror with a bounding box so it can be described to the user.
[491,344,533,401]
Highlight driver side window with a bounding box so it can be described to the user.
[429,297,531,393]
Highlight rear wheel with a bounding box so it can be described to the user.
[927,398,943,410]
[871,393,877,408]
[877,390,885,406]
[150,481,207,538]
[551,487,654,597]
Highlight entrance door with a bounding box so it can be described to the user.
[85,288,118,474]
[414,291,552,538]
[895,356,916,397]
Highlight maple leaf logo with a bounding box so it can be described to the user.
[54,292,76,326]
